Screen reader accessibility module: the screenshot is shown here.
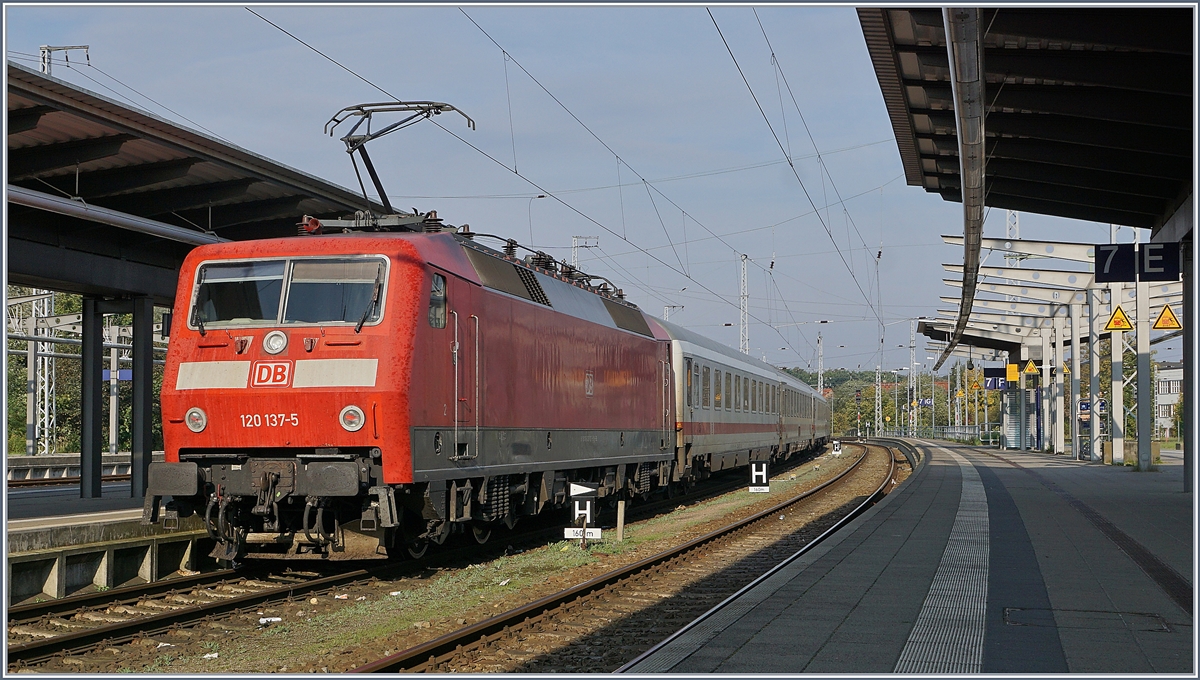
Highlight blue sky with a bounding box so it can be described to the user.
[8,5,1166,371]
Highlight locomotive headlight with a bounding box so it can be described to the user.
[339,405,366,432]
[185,407,208,433]
[263,330,288,355]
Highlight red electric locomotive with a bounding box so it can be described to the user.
[145,218,683,559]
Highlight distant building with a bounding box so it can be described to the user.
[1156,361,1183,439]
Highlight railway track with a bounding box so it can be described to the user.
[6,447,829,671]
[352,443,900,673]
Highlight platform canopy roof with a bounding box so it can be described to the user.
[858,7,1193,232]
[7,61,385,303]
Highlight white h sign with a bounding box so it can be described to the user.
[573,500,593,525]
[565,500,600,540]
[750,462,770,493]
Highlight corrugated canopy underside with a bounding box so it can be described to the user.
[858,7,1193,232]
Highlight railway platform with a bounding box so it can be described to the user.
[623,440,1193,674]
[6,490,216,604]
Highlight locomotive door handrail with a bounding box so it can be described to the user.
[471,314,480,460]
[451,310,460,457]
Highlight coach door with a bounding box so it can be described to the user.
[445,272,480,460]
[776,382,786,448]
[659,343,673,450]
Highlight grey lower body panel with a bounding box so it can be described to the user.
[410,428,671,482]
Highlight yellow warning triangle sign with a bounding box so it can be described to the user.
[1152,304,1182,331]
[1105,305,1133,331]
[972,381,981,390]
[1062,364,1070,375]
[1024,360,1039,374]
[956,389,965,397]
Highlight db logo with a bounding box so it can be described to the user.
[251,361,292,387]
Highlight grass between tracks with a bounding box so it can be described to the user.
[136,451,851,673]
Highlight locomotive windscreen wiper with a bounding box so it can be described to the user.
[355,267,384,333]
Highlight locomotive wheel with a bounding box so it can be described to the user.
[405,540,429,560]
[471,523,492,544]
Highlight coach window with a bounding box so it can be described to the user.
[734,375,741,411]
[725,372,733,411]
[685,359,693,408]
[702,366,711,408]
[743,376,750,411]
[751,380,757,412]
[428,273,447,328]
[693,362,701,407]
[714,370,723,409]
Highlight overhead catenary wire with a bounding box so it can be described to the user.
[457,9,819,354]
[247,8,808,360]
[379,138,892,201]
[753,10,877,259]
[708,9,881,330]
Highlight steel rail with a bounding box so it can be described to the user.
[352,445,880,673]
[7,568,242,622]
[6,565,391,664]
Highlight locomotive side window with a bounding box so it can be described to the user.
[725,372,732,411]
[702,366,711,408]
[429,273,447,329]
[714,370,723,409]
[285,259,386,324]
[193,261,285,326]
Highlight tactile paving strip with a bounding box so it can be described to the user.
[894,447,989,673]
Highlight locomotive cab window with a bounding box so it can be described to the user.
[429,273,447,328]
[190,256,387,329]
[285,259,386,325]
[192,261,285,326]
